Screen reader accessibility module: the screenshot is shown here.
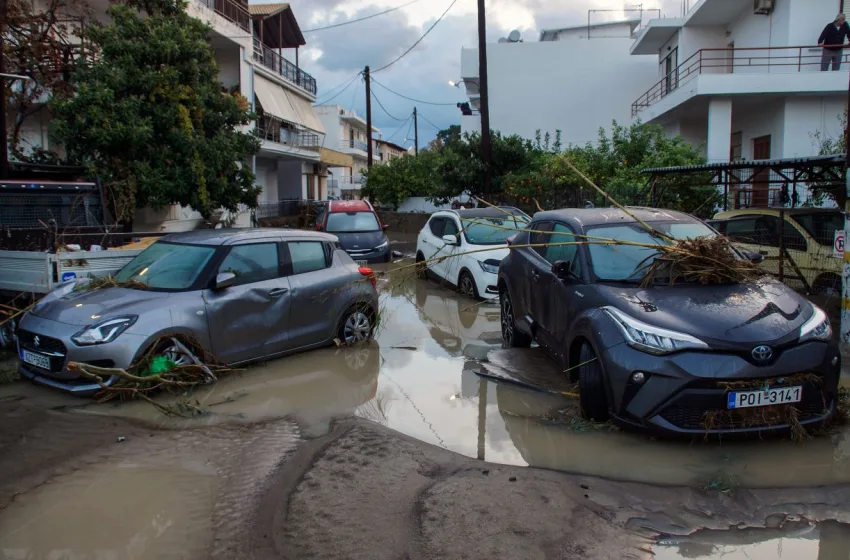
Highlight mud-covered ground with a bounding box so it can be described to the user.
[1,253,850,559]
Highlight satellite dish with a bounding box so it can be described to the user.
[498,37,508,43]
[508,30,521,42]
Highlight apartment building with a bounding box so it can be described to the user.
[376,139,408,162]
[315,105,382,199]
[9,0,332,230]
[458,20,659,145]
[630,0,847,166]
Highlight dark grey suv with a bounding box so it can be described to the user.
[498,208,840,436]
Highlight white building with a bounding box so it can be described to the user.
[458,20,659,146]
[630,0,847,166]
[315,105,382,199]
[10,0,333,230]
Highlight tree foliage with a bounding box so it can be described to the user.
[811,109,846,207]
[49,0,261,222]
[361,150,441,208]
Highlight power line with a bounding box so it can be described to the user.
[417,111,443,131]
[402,117,415,146]
[302,0,422,33]
[371,78,458,106]
[315,72,361,105]
[371,90,407,121]
[372,0,460,73]
[386,114,413,142]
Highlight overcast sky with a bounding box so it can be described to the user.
[280,0,682,148]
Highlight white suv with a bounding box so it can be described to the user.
[415,207,530,299]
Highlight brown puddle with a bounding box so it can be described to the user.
[652,520,850,559]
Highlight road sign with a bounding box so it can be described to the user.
[834,229,845,258]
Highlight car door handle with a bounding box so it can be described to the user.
[531,269,540,281]
[269,288,289,298]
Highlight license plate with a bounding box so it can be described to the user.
[356,260,367,266]
[20,349,51,370]
[727,386,802,409]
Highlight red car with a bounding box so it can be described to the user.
[316,200,390,264]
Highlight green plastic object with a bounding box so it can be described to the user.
[140,355,178,377]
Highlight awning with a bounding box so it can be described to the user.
[287,92,326,134]
[254,74,299,125]
[320,148,353,168]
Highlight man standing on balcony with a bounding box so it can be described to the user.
[819,14,850,71]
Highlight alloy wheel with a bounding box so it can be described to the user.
[459,274,475,297]
[344,311,372,344]
[501,295,514,342]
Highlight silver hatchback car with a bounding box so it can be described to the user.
[17,229,379,395]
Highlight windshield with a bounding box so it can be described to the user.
[326,211,380,233]
[115,242,216,290]
[791,212,844,246]
[585,221,717,282]
[461,215,529,245]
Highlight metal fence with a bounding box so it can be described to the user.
[0,192,104,230]
[195,0,250,31]
[252,39,317,95]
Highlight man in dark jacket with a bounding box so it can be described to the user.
[819,14,850,70]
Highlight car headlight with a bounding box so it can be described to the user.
[375,240,389,251]
[477,259,500,274]
[603,306,709,355]
[799,305,832,343]
[72,316,138,346]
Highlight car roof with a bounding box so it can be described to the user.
[434,207,528,219]
[160,228,337,246]
[714,208,843,219]
[329,200,372,213]
[531,207,698,229]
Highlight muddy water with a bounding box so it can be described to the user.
[652,520,850,559]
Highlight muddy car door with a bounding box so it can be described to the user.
[284,239,344,348]
[205,240,292,364]
[526,221,553,339]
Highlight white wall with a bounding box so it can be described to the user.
[787,0,839,47]
[730,99,785,160]
[481,39,658,146]
[215,45,241,91]
[781,96,846,158]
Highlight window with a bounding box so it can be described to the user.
[529,221,552,257]
[730,131,742,161]
[724,217,776,246]
[326,211,380,233]
[116,242,216,291]
[791,212,844,247]
[218,243,280,286]
[544,223,581,276]
[460,215,529,245]
[761,215,807,252]
[443,219,460,237]
[289,241,329,274]
[429,217,446,237]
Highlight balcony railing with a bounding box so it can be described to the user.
[632,45,850,116]
[252,38,317,95]
[258,117,321,150]
[342,138,369,152]
[340,175,366,185]
[194,0,250,31]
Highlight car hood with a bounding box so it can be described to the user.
[468,246,509,262]
[30,282,174,326]
[332,231,387,251]
[597,280,812,345]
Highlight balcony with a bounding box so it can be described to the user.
[341,138,369,153]
[253,38,317,96]
[258,117,321,151]
[340,175,366,186]
[194,0,250,32]
[632,46,850,117]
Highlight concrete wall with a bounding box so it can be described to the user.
[465,39,658,146]
[215,45,241,91]
[781,96,846,158]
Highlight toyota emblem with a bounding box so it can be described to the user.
[34,335,41,347]
[752,345,773,362]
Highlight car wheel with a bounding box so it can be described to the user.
[812,273,841,297]
[500,289,531,348]
[458,270,480,299]
[578,343,609,422]
[339,305,375,345]
[415,252,427,279]
[0,317,17,349]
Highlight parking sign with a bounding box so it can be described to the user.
[834,229,845,258]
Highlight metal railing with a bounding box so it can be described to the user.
[252,38,317,95]
[194,0,250,31]
[342,138,369,152]
[632,45,850,116]
[258,117,321,150]
[340,175,366,185]
[255,199,325,220]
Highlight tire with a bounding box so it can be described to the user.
[577,343,609,422]
[338,304,375,345]
[458,270,480,300]
[812,273,841,297]
[415,252,427,279]
[0,317,17,349]
[500,288,532,348]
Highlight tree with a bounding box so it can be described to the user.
[427,125,461,151]
[5,0,91,161]
[49,0,261,222]
[362,150,441,208]
[810,109,846,207]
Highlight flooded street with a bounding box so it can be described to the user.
[1,259,850,559]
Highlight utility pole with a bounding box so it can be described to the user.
[365,66,373,170]
[477,0,492,197]
[1,0,9,179]
[841,69,850,351]
[413,106,419,155]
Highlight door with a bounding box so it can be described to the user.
[724,215,781,277]
[526,221,553,339]
[284,239,340,348]
[205,241,291,364]
[752,135,772,207]
[663,48,678,95]
[760,214,812,288]
[433,217,461,283]
[419,216,445,266]
[535,222,582,359]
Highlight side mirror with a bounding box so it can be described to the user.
[442,234,459,246]
[215,272,236,290]
[552,260,574,280]
[382,224,389,231]
[742,250,764,264]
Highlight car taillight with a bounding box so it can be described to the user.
[359,266,377,289]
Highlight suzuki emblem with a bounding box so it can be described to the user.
[34,335,41,347]
[752,345,773,362]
